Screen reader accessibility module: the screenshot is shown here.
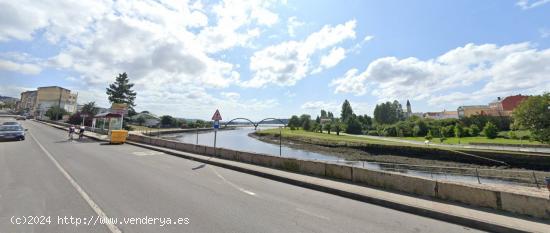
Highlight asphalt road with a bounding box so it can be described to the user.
[0,118,484,233]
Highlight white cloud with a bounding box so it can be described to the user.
[287,16,304,37]
[331,42,550,107]
[516,0,550,9]
[363,35,374,42]
[302,101,338,110]
[0,85,32,98]
[319,47,346,69]
[197,0,279,53]
[242,20,356,87]
[0,59,41,74]
[540,28,550,38]
[221,92,241,100]
[0,0,286,119]
[330,68,367,96]
[349,35,374,54]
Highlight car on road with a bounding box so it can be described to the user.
[2,121,21,126]
[16,116,26,120]
[0,125,27,141]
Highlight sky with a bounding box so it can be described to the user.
[0,0,549,121]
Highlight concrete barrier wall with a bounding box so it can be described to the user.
[236,151,254,164]
[299,160,326,176]
[125,134,550,220]
[165,141,177,149]
[218,148,238,160]
[436,182,499,209]
[352,168,436,197]
[325,163,352,180]
[194,145,206,155]
[500,192,550,219]
[175,143,195,153]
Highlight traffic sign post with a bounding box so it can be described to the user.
[211,110,223,154]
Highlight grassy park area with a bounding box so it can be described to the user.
[400,136,543,145]
[258,128,544,147]
[257,128,409,146]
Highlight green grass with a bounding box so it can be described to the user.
[258,128,545,147]
[400,136,542,145]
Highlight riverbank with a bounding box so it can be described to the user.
[249,132,493,168]
[253,128,550,171]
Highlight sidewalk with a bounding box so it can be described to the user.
[35,120,550,233]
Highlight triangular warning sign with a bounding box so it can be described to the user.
[211,109,222,121]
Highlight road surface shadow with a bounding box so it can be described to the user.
[99,142,125,146]
[55,139,97,144]
[192,164,207,170]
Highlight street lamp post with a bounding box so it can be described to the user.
[279,126,282,157]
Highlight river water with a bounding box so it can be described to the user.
[163,126,533,187]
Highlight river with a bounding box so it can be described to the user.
[163,126,536,187]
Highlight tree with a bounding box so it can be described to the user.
[357,114,373,130]
[302,118,312,131]
[513,93,550,144]
[136,115,146,126]
[340,99,354,122]
[454,124,463,138]
[299,114,311,126]
[483,121,498,139]
[413,120,428,137]
[46,106,67,121]
[425,130,433,141]
[320,110,327,118]
[332,120,344,136]
[323,122,332,134]
[67,113,82,125]
[373,101,402,125]
[81,102,98,115]
[345,115,363,134]
[315,116,321,124]
[327,111,334,119]
[469,124,480,136]
[106,72,137,112]
[288,115,301,130]
[160,115,174,128]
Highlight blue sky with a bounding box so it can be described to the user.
[0,0,549,120]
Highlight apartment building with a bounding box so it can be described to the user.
[17,86,78,117]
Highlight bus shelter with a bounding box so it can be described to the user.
[92,112,128,144]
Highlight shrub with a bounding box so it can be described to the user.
[483,121,498,139]
[508,131,518,140]
[454,124,463,138]
[469,124,480,136]
[425,130,433,141]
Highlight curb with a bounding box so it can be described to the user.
[35,120,540,233]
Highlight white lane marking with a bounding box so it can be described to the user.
[29,132,122,233]
[132,151,165,156]
[209,166,256,196]
[295,208,330,220]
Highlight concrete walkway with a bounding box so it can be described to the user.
[36,120,550,233]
